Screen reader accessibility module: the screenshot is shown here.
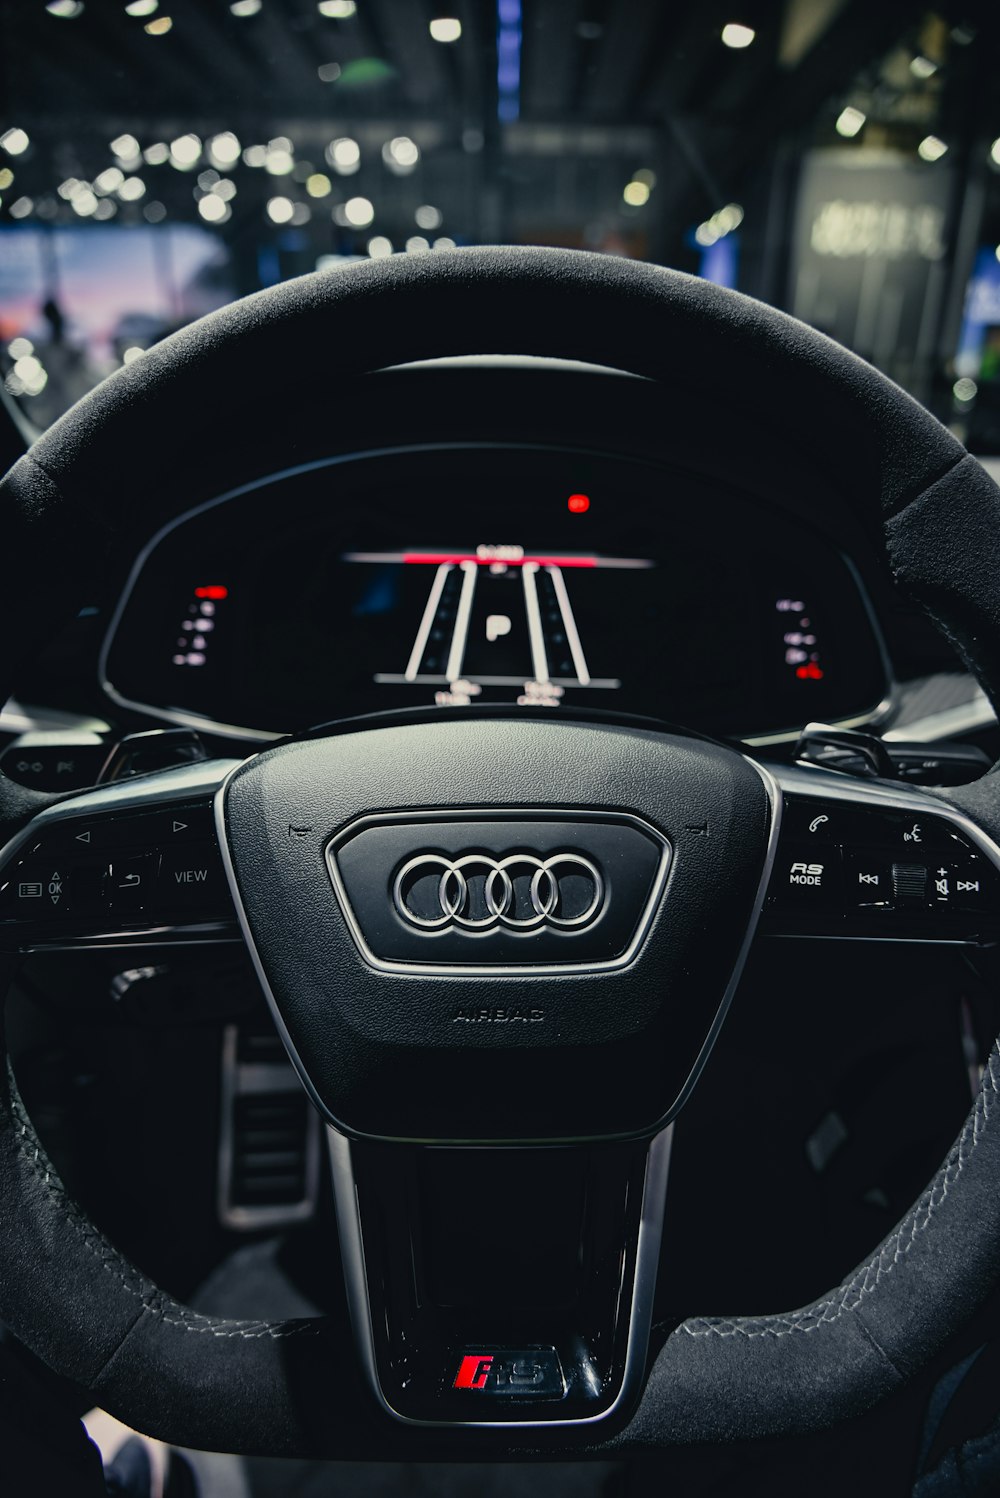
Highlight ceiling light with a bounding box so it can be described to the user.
[94,199,117,219]
[118,176,146,200]
[71,188,98,216]
[46,1,84,15]
[367,235,393,257]
[143,200,167,222]
[243,144,267,167]
[95,167,125,194]
[318,0,355,15]
[721,22,755,49]
[344,195,374,227]
[383,135,419,174]
[1,128,29,156]
[623,180,649,207]
[836,106,865,138]
[209,131,241,165]
[229,0,261,13]
[415,203,441,230]
[213,178,237,201]
[170,133,202,167]
[715,202,743,232]
[327,136,360,173]
[953,377,977,402]
[990,138,1000,166]
[290,203,311,225]
[266,195,294,224]
[406,235,430,253]
[695,221,719,247]
[9,197,33,218]
[0,168,12,189]
[111,133,141,160]
[317,61,341,81]
[910,54,938,79]
[918,134,948,162]
[632,168,656,189]
[433,236,456,250]
[198,195,229,223]
[7,338,34,358]
[125,0,159,15]
[306,172,332,197]
[144,142,169,164]
[265,149,294,175]
[144,14,172,33]
[429,17,461,42]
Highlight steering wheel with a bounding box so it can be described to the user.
[3,245,1000,1461]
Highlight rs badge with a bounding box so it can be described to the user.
[451,1348,565,1398]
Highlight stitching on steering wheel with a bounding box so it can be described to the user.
[681,1046,1000,1341]
[7,1081,318,1342]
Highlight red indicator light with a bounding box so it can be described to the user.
[567,493,590,514]
[796,663,824,680]
[195,585,228,600]
[454,1354,494,1390]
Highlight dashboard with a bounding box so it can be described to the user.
[101,443,890,743]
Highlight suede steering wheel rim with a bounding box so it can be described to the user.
[3,246,1000,1457]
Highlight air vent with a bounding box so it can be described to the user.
[218,1023,320,1230]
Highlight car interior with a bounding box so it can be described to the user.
[5,5,1000,1497]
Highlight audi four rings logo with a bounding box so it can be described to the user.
[392,852,605,933]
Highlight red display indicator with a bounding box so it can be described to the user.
[195,585,228,600]
[402,552,597,569]
[796,663,824,680]
[567,493,590,514]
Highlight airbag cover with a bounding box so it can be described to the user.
[221,718,772,1141]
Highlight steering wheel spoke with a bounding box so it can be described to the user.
[758,761,1000,944]
[0,758,242,951]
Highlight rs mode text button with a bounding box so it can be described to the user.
[776,845,842,906]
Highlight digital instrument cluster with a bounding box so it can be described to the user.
[101,446,889,740]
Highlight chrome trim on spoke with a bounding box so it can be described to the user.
[217,1024,320,1232]
[660,756,784,1120]
[327,1121,673,1430]
[19,925,241,954]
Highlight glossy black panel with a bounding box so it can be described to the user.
[348,1136,652,1423]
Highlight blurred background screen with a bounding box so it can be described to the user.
[3,0,1000,446]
